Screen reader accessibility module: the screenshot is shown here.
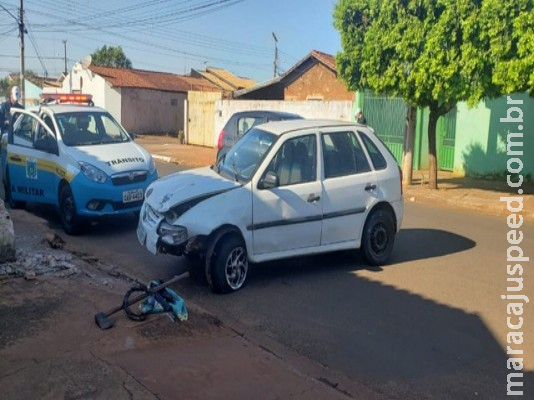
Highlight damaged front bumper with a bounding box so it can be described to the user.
[136,202,208,257]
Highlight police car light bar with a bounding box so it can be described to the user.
[40,93,93,105]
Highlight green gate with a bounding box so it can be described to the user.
[437,108,457,171]
[362,90,407,164]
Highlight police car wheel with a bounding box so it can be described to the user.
[4,171,25,209]
[59,185,83,235]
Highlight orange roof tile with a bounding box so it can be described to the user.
[88,65,220,92]
[311,50,336,70]
[206,67,256,90]
[196,70,236,91]
[233,50,338,98]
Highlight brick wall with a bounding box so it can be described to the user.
[284,62,353,101]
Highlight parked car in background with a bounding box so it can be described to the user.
[216,110,302,162]
[137,119,403,293]
[1,94,158,235]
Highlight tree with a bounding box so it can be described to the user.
[334,0,533,189]
[483,0,534,95]
[91,45,132,69]
[0,70,42,99]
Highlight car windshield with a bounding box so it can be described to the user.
[56,111,131,146]
[217,127,276,182]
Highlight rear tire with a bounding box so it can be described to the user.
[209,234,248,294]
[361,208,395,266]
[59,184,84,235]
[4,171,25,209]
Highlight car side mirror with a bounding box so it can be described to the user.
[260,171,279,189]
[34,135,58,155]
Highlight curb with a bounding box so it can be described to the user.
[151,154,173,163]
[404,189,534,222]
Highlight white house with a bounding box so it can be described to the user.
[43,63,221,136]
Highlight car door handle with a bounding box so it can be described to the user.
[307,193,321,203]
[365,184,377,191]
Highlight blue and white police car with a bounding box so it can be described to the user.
[1,94,158,234]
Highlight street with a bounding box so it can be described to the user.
[5,160,534,399]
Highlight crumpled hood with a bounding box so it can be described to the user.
[145,166,240,212]
[65,142,151,174]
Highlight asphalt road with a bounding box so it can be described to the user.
[12,161,534,399]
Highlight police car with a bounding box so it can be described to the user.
[1,94,158,234]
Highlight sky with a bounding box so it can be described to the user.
[0,0,341,84]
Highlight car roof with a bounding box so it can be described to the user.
[39,104,108,115]
[232,110,302,118]
[256,119,371,136]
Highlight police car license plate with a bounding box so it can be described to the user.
[123,188,144,203]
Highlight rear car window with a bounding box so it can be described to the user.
[237,117,262,137]
[359,132,387,170]
[321,131,371,178]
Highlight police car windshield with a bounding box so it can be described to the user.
[56,112,130,147]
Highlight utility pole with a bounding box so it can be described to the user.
[63,40,67,74]
[272,32,278,78]
[19,0,25,104]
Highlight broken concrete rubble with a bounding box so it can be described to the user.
[0,248,79,279]
[0,202,16,263]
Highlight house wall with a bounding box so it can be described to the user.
[453,92,534,178]
[213,99,353,146]
[105,85,122,124]
[23,79,42,107]
[237,83,285,100]
[44,67,124,126]
[415,92,533,178]
[44,67,185,135]
[43,67,108,106]
[285,63,354,101]
[120,88,186,135]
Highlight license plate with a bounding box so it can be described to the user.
[123,188,144,203]
[137,222,147,245]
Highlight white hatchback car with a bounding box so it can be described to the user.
[137,119,403,293]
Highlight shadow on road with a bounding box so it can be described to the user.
[220,235,531,399]
[250,227,476,282]
[209,227,533,399]
[392,228,476,263]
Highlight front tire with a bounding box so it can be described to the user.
[59,185,83,235]
[361,208,395,266]
[209,234,248,294]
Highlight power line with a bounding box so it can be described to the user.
[1,0,280,78]
[25,17,48,76]
[22,1,272,70]
[0,4,18,22]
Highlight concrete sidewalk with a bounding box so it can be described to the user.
[136,134,534,222]
[1,208,385,400]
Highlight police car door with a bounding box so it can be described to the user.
[6,109,58,205]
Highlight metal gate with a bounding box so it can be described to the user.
[187,91,222,147]
[362,90,407,164]
[437,108,456,171]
